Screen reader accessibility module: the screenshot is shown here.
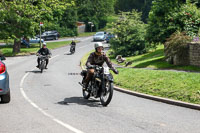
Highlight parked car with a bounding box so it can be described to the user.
[37,30,60,41]
[93,32,106,41]
[21,37,44,47]
[29,37,44,44]
[105,33,115,43]
[0,56,10,103]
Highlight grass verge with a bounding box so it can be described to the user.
[113,68,200,104]
[0,41,71,56]
[110,45,200,72]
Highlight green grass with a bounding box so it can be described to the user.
[109,45,200,104]
[101,15,118,32]
[110,45,200,72]
[0,41,71,56]
[78,32,96,37]
[113,68,200,104]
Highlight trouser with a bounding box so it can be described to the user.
[37,58,49,67]
[84,69,94,86]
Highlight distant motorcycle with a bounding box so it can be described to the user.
[80,66,114,106]
[70,45,75,54]
[37,55,49,73]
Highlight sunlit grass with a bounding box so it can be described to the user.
[0,41,71,56]
[110,45,200,72]
[113,68,200,104]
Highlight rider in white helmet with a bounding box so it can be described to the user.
[83,42,118,90]
[36,42,51,69]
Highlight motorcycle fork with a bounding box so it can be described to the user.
[101,74,106,93]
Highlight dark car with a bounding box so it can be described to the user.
[105,33,115,43]
[37,31,60,41]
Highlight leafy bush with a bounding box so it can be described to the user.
[57,27,77,37]
[44,22,77,37]
[110,10,148,57]
[164,31,192,60]
[146,1,200,45]
[169,3,200,37]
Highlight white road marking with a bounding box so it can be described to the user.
[20,54,84,133]
[79,45,89,49]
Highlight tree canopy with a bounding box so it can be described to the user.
[75,0,116,31]
[0,0,73,53]
[110,10,147,57]
[146,0,200,45]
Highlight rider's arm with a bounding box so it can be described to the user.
[104,53,114,69]
[104,53,118,74]
[48,49,52,55]
[86,53,94,68]
[36,49,41,55]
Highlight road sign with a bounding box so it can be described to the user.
[40,22,43,26]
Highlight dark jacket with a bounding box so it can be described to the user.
[86,52,114,69]
[71,41,76,46]
[37,48,51,56]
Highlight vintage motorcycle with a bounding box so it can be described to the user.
[70,45,75,54]
[37,55,49,73]
[80,66,114,106]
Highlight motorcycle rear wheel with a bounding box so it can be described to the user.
[100,81,113,106]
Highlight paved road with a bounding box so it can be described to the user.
[0,37,200,133]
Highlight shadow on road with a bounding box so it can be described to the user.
[64,53,74,55]
[57,96,102,107]
[25,70,43,74]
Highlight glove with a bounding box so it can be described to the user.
[112,68,119,74]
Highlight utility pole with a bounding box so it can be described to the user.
[88,22,94,32]
[39,22,43,48]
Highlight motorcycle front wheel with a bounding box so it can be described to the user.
[82,81,91,99]
[40,61,45,73]
[100,81,113,106]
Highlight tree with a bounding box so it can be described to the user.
[110,10,148,57]
[114,0,153,22]
[146,0,200,45]
[0,0,72,54]
[75,0,115,31]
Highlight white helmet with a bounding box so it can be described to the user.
[43,42,47,46]
[94,42,103,49]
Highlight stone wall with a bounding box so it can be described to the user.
[189,42,200,67]
[172,42,200,67]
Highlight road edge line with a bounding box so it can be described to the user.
[19,55,85,133]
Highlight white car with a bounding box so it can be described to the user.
[29,37,44,44]
[93,32,106,41]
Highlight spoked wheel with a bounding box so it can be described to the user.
[100,81,113,106]
[40,61,45,73]
[82,81,91,99]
